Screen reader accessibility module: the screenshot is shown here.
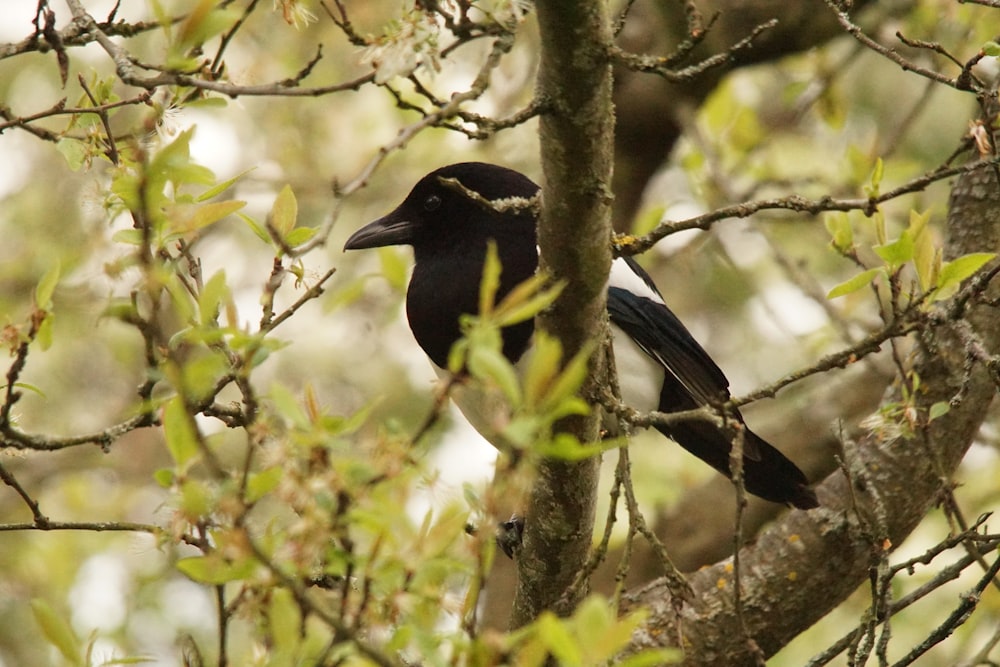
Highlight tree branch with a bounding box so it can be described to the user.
[616,158,1000,255]
[620,130,1000,665]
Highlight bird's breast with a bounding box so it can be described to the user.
[406,266,475,368]
[406,248,535,368]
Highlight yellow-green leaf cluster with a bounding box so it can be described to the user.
[504,595,682,667]
[826,207,996,304]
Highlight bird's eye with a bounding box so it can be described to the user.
[423,195,441,212]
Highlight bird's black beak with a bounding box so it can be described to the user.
[343,212,414,250]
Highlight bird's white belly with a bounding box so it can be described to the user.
[610,323,664,413]
[433,363,521,450]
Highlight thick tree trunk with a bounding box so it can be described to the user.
[510,0,615,626]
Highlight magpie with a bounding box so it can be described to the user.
[344,162,819,510]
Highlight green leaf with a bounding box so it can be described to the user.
[270,382,308,428]
[196,168,254,202]
[824,212,853,253]
[324,276,368,312]
[467,345,521,405]
[378,247,409,291]
[36,313,54,351]
[111,169,141,213]
[153,468,175,488]
[179,479,213,517]
[56,138,88,171]
[10,382,46,398]
[522,331,563,408]
[198,270,229,324]
[909,209,936,292]
[479,241,503,316]
[270,185,298,238]
[176,1,240,51]
[846,145,870,186]
[574,595,612,642]
[238,212,272,244]
[179,199,246,233]
[35,262,61,308]
[928,401,951,421]
[417,503,468,557]
[112,228,145,245]
[864,157,884,198]
[872,209,887,246]
[537,612,582,666]
[187,96,229,109]
[269,587,301,655]
[163,396,199,467]
[540,341,595,413]
[246,467,283,503]
[284,226,317,248]
[181,352,230,402]
[618,649,686,667]
[873,230,914,270]
[908,207,931,238]
[99,655,157,665]
[326,401,375,437]
[493,276,564,328]
[575,596,645,661]
[502,414,545,449]
[148,128,215,192]
[817,86,846,129]
[983,41,1000,57]
[177,554,256,585]
[827,268,881,299]
[537,432,613,461]
[164,273,197,325]
[932,252,996,301]
[632,204,665,236]
[730,106,763,152]
[680,147,704,174]
[31,599,82,666]
[447,338,469,374]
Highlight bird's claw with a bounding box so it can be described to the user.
[495,514,524,559]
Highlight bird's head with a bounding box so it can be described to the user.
[343,162,539,253]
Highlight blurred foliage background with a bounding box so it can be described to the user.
[0,0,998,665]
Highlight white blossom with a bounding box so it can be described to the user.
[272,0,318,29]
[361,11,443,84]
[473,0,531,26]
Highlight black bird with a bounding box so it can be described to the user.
[344,162,818,510]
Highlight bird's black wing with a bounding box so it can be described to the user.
[606,256,734,419]
[607,257,818,508]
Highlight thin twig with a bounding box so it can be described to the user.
[0,518,165,535]
[889,555,1000,667]
[1,413,154,451]
[77,73,120,163]
[822,0,981,92]
[617,158,1000,255]
[608,19,777,83]
[259,267,337,333]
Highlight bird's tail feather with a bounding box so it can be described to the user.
[656,420,819,509]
